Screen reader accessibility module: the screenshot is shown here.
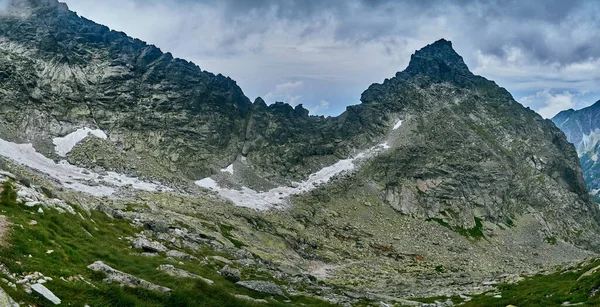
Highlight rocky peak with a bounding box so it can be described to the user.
[404,38,472,80]
[253,97,267,106]
[294,104,309,117]
[5,0,68,14]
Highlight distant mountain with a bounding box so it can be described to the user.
[552,101,600,197]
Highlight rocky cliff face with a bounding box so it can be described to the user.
[0,0,394,185]
[0,0,597,250]
[355,39,598,247]
[553,102,600,197]
[0,0,252,182]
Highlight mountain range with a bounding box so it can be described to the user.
[0,0,598,306]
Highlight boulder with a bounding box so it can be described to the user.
[87,261,171,292]
[31,283,61,305]
[0,286,19,306]
[234,294,268,304]
[165,250,198,261]
[132,238,167,253]
[157,264,213,285]
[235,280,285,297]
[220,265,241,283]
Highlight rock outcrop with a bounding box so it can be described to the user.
[31,283,61,305]
[0,287,19,307]
[349,39,600,250]
[157,264,214,285]
[87,261,171,292]
[236,280,286,297]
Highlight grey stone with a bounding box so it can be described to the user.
[234,294,268,304]
[87,261,171,292]
[220,265,241,283]
[209,256,232,264]
[0,286,19,306]
[31,283,61,305]
[157,264,214,285]
[132,238,167,253]
[235,280,285,297]
[165,250,198,261]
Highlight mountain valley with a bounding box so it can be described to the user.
[0,1,598,306]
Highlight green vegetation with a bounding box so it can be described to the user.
[411,259,600,306]
[0,182,17,206]
[220,224,246,248]
[434,265,445,273]
[427,217,485,240]
[505,218,515,227]
[0,181,333,306]
[545,236,558,245]
[463,258,600,306]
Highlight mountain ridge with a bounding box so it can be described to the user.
[0,2,598,304]
[552,100,600,197]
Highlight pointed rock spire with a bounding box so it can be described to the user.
[405,39,472,77]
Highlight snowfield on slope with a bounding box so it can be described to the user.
[196,143,390,210]
[393,120,403,130]
[0,138,170,196]
[53,127,108,157]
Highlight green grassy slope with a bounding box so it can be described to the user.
[0,181,333,306]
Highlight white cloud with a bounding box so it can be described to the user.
[520,90,579,118]
[263,81,304,105]
[307,100,330,115]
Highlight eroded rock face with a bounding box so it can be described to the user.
[87,261,171,292]
[0,4,593,248]
[0,1,251,182]
[0,0,387,184]
[349,39,600,251]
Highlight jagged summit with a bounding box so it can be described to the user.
[0,4,599,304]
[404,38,472,78]
[554,100,600,125]
[5,0,68,13]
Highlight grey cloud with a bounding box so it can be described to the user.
[198,0,600,65]
[61,0,600,117]
[69,0,600,66]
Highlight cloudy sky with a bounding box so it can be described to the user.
[61,0,600,118]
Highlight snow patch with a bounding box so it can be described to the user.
[195,178,219,190]
[578,129,600,156]
[0,138,170,196]
[593,154,598,162]
[195,143,389,210]
[393,120,403,130]
[220,164,234,175]
[53,128,108,157]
